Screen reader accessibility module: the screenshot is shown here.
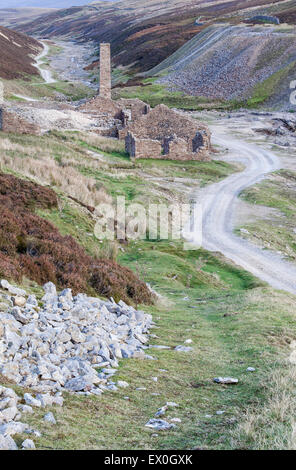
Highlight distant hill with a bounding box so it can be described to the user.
[13,0,296,76]
[0,25,41,79]
[0,1,91,7]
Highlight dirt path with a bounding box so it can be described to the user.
[34,41,56,84]
[195,124,296,295]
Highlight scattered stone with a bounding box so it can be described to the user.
[145,419,176,431]
[43,412,56,425]
[213,377,238,385]
[13,296,27,308]
[24,394,42,407]
[22,439,35,450]
[152,377,158,382]
[117,381,129,388]
[10,307,29,324]
[166,402,179,408]
[216,410,225,415]
[170,418,181,423]
[155,406,167,418]
[184,339,193,344]
[149,345,171,350]
[246,367,256,372]
[136,387,147,391]
[0,421,29,436]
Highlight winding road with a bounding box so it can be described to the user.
[13,42,55,102]
[34,42,56,84]
[194,125,296,295]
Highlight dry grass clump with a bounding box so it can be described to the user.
[231,362,296,450]
[0,172,153,305]
[78,133,125,154]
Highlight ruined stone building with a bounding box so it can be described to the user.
[122,104,211,161]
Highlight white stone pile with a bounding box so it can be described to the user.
[0,280,154,395]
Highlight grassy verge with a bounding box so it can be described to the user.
[4,75,95,102]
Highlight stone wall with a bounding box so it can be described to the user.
[116,98,150,123]
[79,96,122,119]
[126,132,162,159]
[99,43,111,100]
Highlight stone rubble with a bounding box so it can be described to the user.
[0,280,153,394]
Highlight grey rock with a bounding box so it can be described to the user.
[43,412,56,425]
[145,419,176,431]
[174,345,193,352]
[18,405,33,414]
[0,434,18,450]
[213,377,238,385]
[64,376,92,392]
[24,393,42,407]
[10,307,29,325]
[13,296,27,308]
[1,279,26,296]
[0,421,29,436]
[22,439,35,450]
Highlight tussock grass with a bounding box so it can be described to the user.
[0,136,111,208]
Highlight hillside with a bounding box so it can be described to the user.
[0,25,41,79]
[149,24,296,109]
[13,0,296,76]
[0,8,57,28]
[0,1,90,7]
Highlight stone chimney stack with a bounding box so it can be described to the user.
[99,43,111,100]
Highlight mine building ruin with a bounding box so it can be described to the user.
[122,104,211,161]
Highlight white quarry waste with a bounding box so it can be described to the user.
[0,280,154,394]
[0,279,154,449]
